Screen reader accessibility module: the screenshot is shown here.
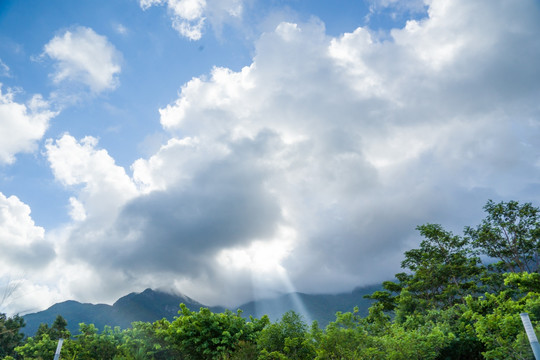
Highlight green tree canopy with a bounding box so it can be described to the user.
[367,223,483,313]
[257,310,316,360]
[0,313,25,358]
[465,200,540,273]
[167,303,268,360]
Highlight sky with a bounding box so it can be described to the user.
[1,0,540,315]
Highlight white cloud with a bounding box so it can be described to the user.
[368,0,427,13]
[0,193,45,251]
[140,0,165,9]
[115,23,128,35]
[0,278,60,316]
[140,0,245,40]
[0,59,10,77]
[0,193,55,282]
[68,197,87,221]
[132,136,230,192]
[0,85,57,164]
[44,27,122,93]
[45,134,138,224]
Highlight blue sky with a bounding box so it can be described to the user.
[1,0,540,315]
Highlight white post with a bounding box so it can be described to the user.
[53,338,63,360]
[521,313,540,360]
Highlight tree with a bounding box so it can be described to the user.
[167,304,268,360]
[117,320,183,360]
[257,311,316,360]
[315,306,382,359]
[315,304,460,360]
[35,315,70,341]
[14,333,60,360]
[50,315,69,340]
[462,277,540,360]
[0,313,25,358]
[60,323,123,360]
[367,224,483,313]
[465,200,540,273]
[404,224,483,307]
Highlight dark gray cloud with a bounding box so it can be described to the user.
[68,131,283,278]
[4,243,56,269]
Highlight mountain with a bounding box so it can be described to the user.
[22,300,115,337]
[22,288,224,337]
[110,288,224,327]
[22,286,379,337]
[239,285,381,325]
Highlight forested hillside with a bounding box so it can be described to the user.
[21,289,223,337]
[2,200,540,359]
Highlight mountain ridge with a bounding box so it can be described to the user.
[22,286,379,337]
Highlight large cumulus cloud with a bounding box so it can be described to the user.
[140,0,245,40]
[44,0,540,306]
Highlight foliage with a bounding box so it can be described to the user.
[367,223,483,314]
[315,306,378,359]
[35,315,70,341]
[257,310,315,360]
[465,200,540,273]
[166,303,268,359]
[315,304,459,360]
[0,313,25,359]
[14,316,71,360]
[13,333,60,360]
[463,288,539,359]
[117,319,182,360]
